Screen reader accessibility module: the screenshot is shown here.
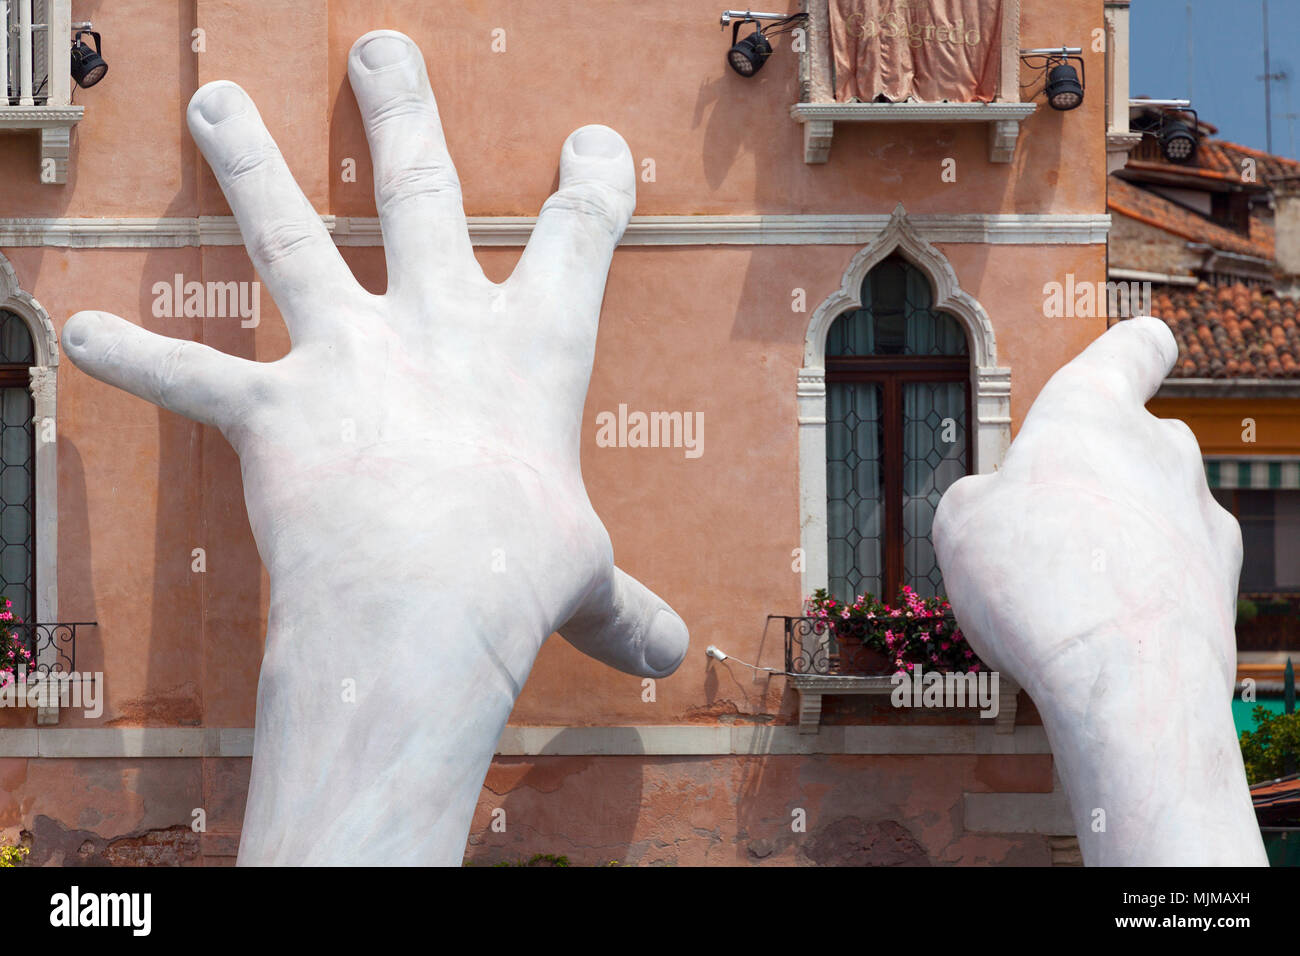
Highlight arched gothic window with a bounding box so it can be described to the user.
[824,255,970,602]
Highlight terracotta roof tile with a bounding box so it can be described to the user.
[1108,177,1274,260]
[1127,133,1300,184]
[1153,282,1300,378]
[1208,140,1300,184]
[1252,772,1300,804]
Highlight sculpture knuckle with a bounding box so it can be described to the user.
[366,93,434,132]
[376,160,461,211]
[221,144,278,183]
[154,341,197,409]
[542,182,631,234]
[251,221,323,266]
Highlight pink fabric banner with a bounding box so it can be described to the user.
[830,0,1003,103]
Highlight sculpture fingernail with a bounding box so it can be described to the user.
[645,609,689,673]
[570,126,625,160]
[358,35,410,71]
[63,311,102,350]
[195,84,247,125]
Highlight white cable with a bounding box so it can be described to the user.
[706,645,783,673]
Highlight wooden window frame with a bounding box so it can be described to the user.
[826,355,971,600]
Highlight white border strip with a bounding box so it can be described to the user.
[0,724,1052,758]
[0,214,1111,248]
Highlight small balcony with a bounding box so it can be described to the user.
[791,1,1033,163]
[773,614,1020,734]
[15,620,94,675]
[1,0,83,183]
[8,621,96,724]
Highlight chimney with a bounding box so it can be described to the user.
[1275,176,1300,297]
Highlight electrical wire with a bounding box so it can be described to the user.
[714,652,785,674]
[765,12,809,40]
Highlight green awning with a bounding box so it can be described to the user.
[1205,459,1300,490]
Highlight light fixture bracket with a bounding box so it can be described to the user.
[1019,48,1086,111]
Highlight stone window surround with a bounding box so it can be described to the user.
[0,252,59,667]
[790,205,1014,732]
[797,203,1011,602]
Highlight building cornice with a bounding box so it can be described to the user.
[0,213,1111,248]
[0,723,1052,757]
[1155,378,1300,399]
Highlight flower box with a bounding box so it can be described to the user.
[805,587,986,677]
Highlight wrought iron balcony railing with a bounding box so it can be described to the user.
[14,621,95,675]
[774,613,960,677]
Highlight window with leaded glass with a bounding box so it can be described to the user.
[824,255,970,603]
[0,310,34,624]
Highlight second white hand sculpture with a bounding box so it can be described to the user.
[934,317,1268,866]
[62,30,689,865]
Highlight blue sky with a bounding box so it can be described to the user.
[1131,0,1300,158]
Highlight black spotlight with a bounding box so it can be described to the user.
[1044,62,1083,111]
[728,25,772,77]
[71,31,108,89]
[1160,118,1199,163]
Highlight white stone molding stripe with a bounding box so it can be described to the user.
[798,204,1012,597]
[0,254,57,698]
[0,723,1052,758]
[0,213,1112,248]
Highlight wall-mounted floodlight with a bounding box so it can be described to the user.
[1020,47,1085,111]
[71,29,107,88]
[1130,98,1200,164]
[719,10,808,77]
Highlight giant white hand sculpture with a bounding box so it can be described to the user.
[934,317,1266,866]
[61,30,689,865]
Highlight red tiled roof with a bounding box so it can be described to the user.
[1252,773,1300,825]
[1253,772,1300,804]
[1108,177,1274,260]
[1126,133,1300,185]
[1153,282,1300,378]
[1204,140,1300,185]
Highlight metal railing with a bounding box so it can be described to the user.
[14,620,95,674]
[774,613,960,677]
